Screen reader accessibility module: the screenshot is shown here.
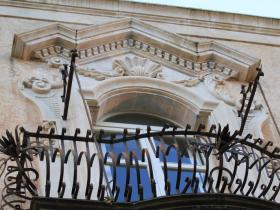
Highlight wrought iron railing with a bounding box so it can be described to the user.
[1,52,278,210]
[1,122,280,209]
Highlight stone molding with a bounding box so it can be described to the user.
[83,76,218,115]
[84,76,218,126]
[11,18,260,81]
[3,0,280,38]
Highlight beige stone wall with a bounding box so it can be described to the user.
[0,2,280,207]
[0,0,279,143]
[0,18,46,135]
[0,17,82,135]
[187,36,280,142]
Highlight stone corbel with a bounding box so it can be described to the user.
[195,110,211,129]
[87,99,100,125]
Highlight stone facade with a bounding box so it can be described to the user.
[1,0,280,208]
[0,0,279,143]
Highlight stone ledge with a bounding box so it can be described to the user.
[31,194,280,210]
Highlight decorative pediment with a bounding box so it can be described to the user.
[11,18,260,81]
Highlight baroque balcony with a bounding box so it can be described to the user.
[1,119,280,210]
[1,50,279,210]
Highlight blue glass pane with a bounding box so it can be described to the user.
[182,154,192,164]
[167,170,205,194]
[198,173,205,192]
[129,166,138,202]
[127,140,142,159]
[153,138,192,164]
[115,166,126,202]
[108,166,152,202]
[140,167,153,200]
[103,135,141,159]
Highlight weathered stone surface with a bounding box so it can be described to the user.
[1,2,280,209]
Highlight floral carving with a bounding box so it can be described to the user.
[204,75,235,105]
[23,75,63,94]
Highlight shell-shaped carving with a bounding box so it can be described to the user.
[113,56,163,78]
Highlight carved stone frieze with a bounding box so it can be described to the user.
[12,18,261,81]
[22,75,63,94]
[78,56,163,80]
[204,75,235,105]
[34,40,238,80]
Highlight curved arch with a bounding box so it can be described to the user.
[86,77,218,127]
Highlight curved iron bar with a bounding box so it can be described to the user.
[165,144,182,193]
[1,120,280,209]
[129,151,143,201]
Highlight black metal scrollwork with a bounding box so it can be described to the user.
[2,67,279,209]
[1,120,280,210]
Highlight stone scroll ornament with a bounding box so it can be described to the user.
[47,57,67,68]
[204,74,235,105]
[173,77,201,87]
[2,68,280,209]
[22,75,63,94]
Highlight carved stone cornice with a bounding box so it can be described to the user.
[11,18,260,81]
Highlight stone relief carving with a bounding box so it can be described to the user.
[113,56,163,79]
[48,56,67,68]
[22,75,63,94]
[204,74,235,105]
[42,120,56,133]
[78,56,163,80]
[77,68,109,81]
[173,77,201,87]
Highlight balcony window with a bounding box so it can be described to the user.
[99,112,206,201]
